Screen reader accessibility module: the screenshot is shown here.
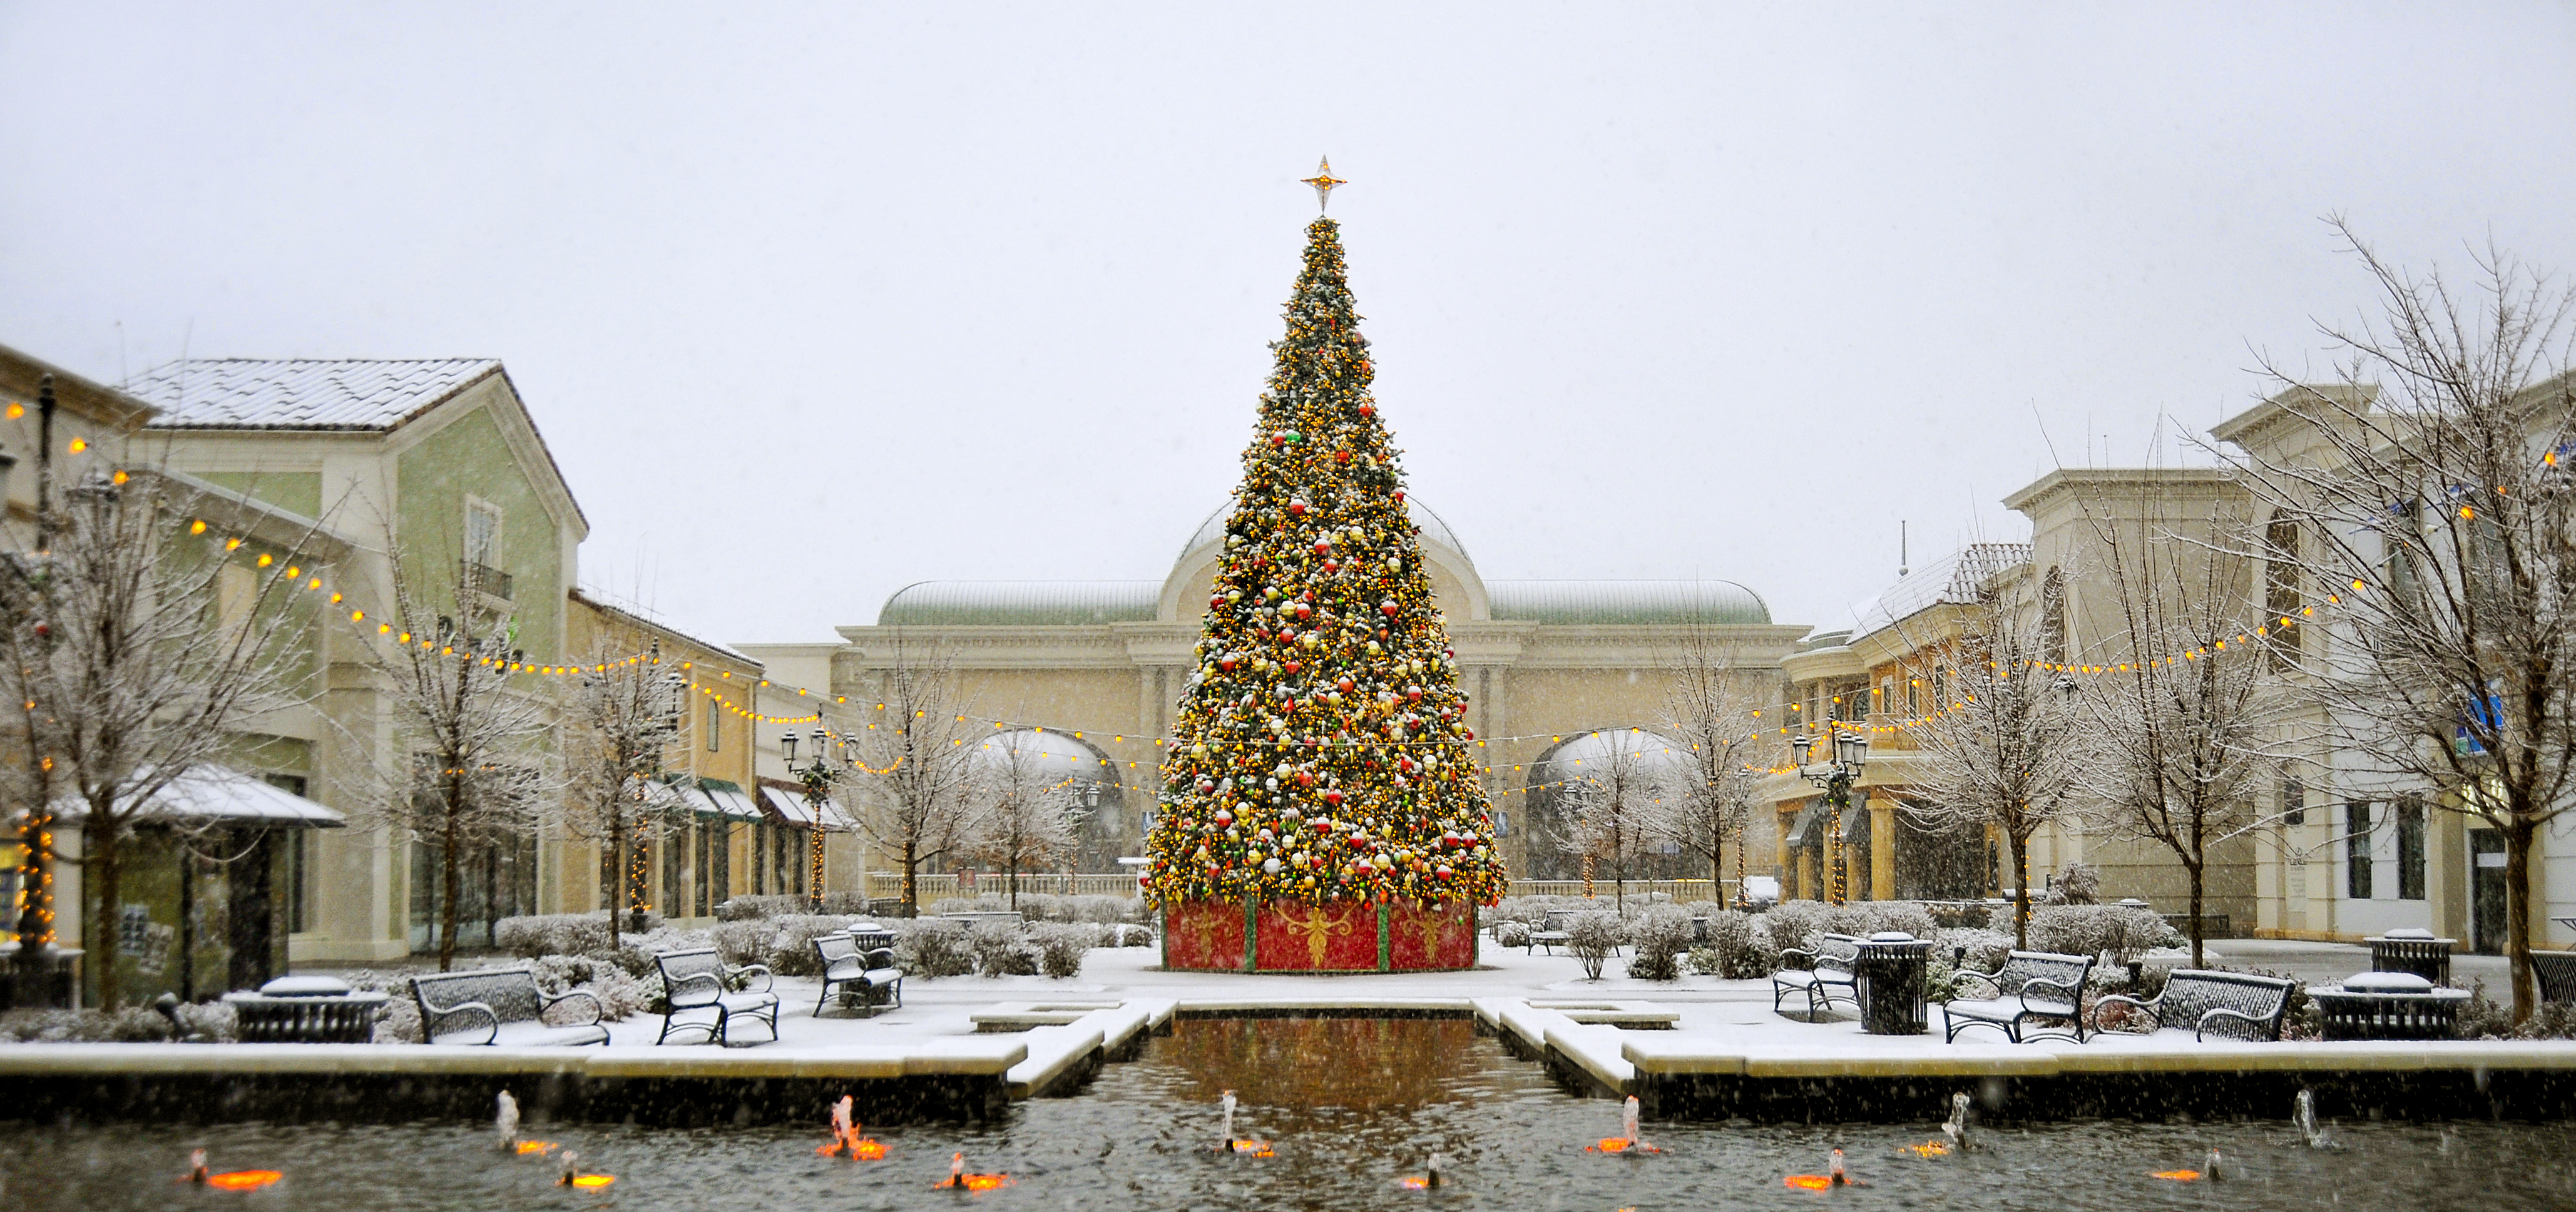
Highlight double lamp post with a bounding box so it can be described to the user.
[1791,726,1869,906]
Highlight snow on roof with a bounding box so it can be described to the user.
[49,765,345,827]
[130,358,501,430]
[1846,542,2032,643]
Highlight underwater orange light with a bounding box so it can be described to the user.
[570,1174,615,1188]
[1786,1174,1834,1190]
[204,1170,282,1191]
[1224,1139,1274,1157]
[2150,1169,2202,1181]
[514,1140,557,1155]
[1903,1141,1951,1158]
[936,1173,1012,1191]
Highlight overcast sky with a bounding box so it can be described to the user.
[4,4,2572,651]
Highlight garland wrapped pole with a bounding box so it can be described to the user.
[1145,203,1503,971]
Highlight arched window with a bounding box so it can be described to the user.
[2040,567,2068,666]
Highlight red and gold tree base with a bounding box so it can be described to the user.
[1160,898,1479,972]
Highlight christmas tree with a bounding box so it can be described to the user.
[1143,216,1506,913]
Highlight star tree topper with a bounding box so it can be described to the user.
[1301,156,1347,211]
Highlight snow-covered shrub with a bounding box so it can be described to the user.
[1029,922,1093,979]
[717,895,804,922]
[372,996,422,1044]
[528,954,657,1022]
[1625,905,1693,981]
[2048,862,2103,905]
[1495,920,1532,949]
[1487,897,1542,930]
[601,925,715,977]
[1705,910,1779,978]
[496,912,618,959]
[2011,904,2179,962]
[710,920,769,968]
[0,1006,188,1042]
[1763,900,1831,956]
[969,922,1039,976]
[1567,914,1622,981]
[1112,923,1154,947]
[1850,901,1941,942]
[897,919,974,979]
[1939,927,2016,974]
[1687,945,1724,975]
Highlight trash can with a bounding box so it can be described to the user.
[1854,931,1932,1036]
[2366,928,2455,985]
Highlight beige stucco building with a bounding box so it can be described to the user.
[773,498,1807,886]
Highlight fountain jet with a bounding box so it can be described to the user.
[936,1151,1011,1191]
[1587,1095,1659,1154]
[2296,1089,2339,1151]
[1942,1092,1970,1151]
[496,1090,521,1151]
[1215,1089,1272,1155]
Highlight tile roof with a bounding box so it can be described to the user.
[1848,542,2032,643]
[130,358,501,430]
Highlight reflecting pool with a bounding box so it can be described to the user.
[8,1017,2574,1209]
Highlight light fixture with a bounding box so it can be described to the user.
[1792,733,1814,767]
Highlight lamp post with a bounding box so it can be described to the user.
[1792,725,1870,906]
[1068,782,1104,894]
[782,726,848,913]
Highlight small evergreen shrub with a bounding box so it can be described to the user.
[896,919,975,979]
[1568,914,1623,981]
[1705,910,1780,978]
[969,922,1040,976]
[1625,905,1693,981]
[1030,922,1095,978]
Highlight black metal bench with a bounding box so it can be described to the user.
[409,966,608,1047]
[1772,932,1863,1019]
[1943,950,2095,1043]
[653,947,779,1046]
[814,932,905,1016]
[2093,969,2294,1042]
[1527,910,1620,956]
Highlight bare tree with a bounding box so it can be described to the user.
[562,639,687,946]
[964,728,1081,908]
[1552,727,1679,910]
[844,638,980,915]
[2226,221,2576,1020]
[1903,589,2089,949]
[1651,628,1767,895]
[2072,476,2285,967]
[358,536,558,970]
[0,458,322,1009]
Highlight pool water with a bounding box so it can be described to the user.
[8,1017,2573,1209]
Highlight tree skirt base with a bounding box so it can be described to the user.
[1160,898,1479,972]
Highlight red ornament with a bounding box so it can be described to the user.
[1324,790,1344,806]
[1334,451,1352,464]
[1285,661,1302,675]
[1393,491,1406,503]
[1380,601,1399,616]
[1359,404,1375,417]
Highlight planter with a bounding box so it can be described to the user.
[1161,898,1478,972]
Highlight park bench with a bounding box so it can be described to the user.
[1772,932,1863,1019]
[409,965,608,1047]
[1943,949,2095,1043]
[2092,968,2294,1042]
[1526,909,1622,956]
[814,931,906,1017]
[653,947,779,1046]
